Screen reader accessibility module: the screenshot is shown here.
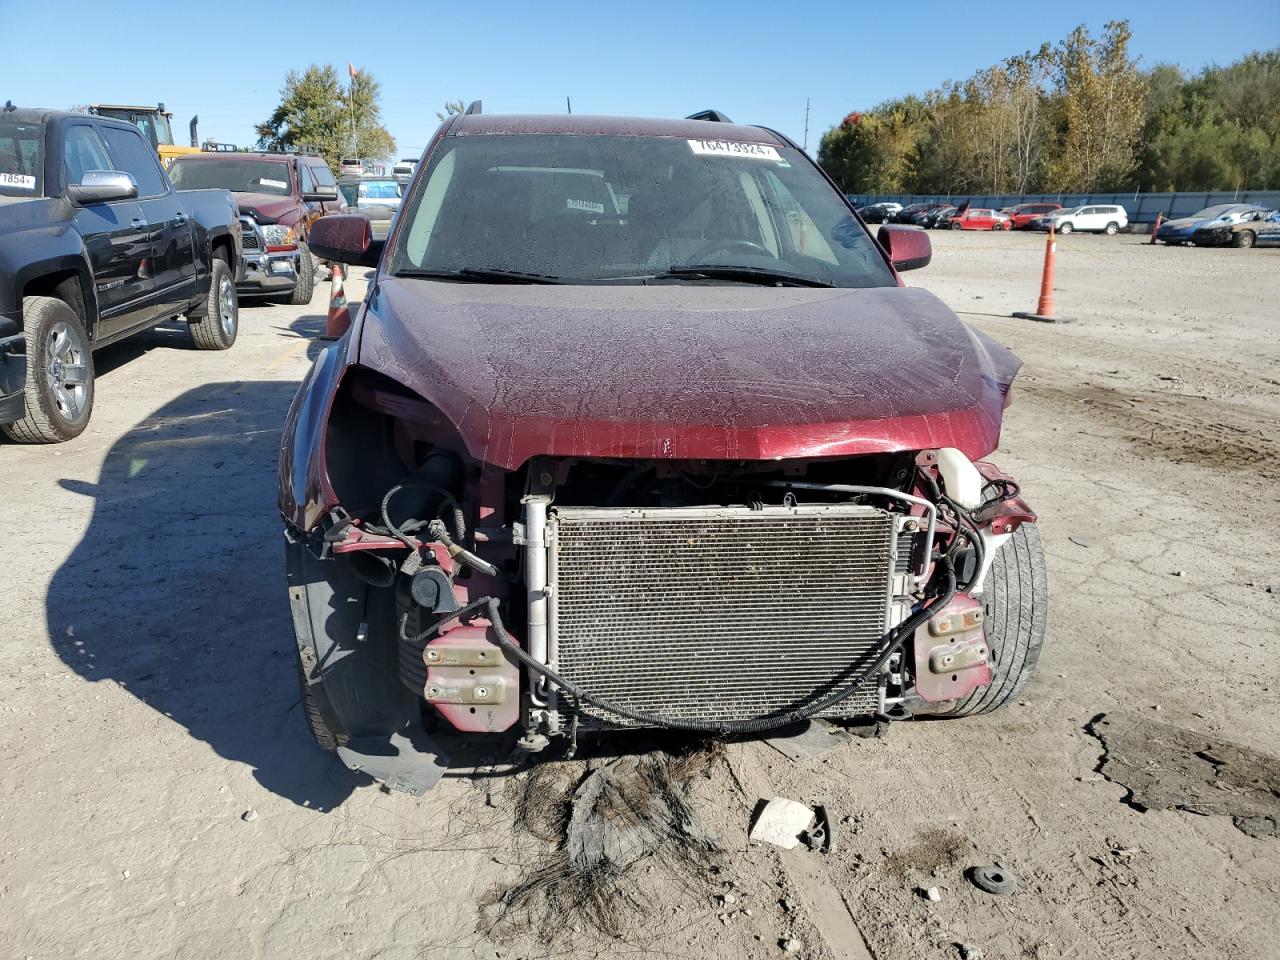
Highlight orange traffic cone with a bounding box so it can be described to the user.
[319,263,352,340]
[1012,226,1059,323]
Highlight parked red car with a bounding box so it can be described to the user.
[1004,202,1062,229]
[949,208,1012,231]
[286,110,1044,791]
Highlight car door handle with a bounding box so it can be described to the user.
[131,217,146,229]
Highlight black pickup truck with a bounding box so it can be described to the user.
[0,107,242,443]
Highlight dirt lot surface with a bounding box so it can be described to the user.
[2,232,1278,960]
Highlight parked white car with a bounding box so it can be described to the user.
[1041,204,1129,235]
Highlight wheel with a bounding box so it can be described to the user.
[951,222,963,230]
[1104,222,1119,236]
[296,653,346,751]
[921,524,1048,717]
[288,241,316,305]
[1057,222,1073,234]
[189,258,239,350]
[1,296,95,443]
[1233,230,1256,249]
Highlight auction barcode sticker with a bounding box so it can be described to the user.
[0,173,36,190]
[259,178,287,189]
[688,139,782,162]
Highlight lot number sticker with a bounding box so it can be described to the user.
[688,139,782,162]
[0,173,36,190]
[567,198,605,214]
[259,178,288,189]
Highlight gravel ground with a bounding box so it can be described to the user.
[1,232,1277,960]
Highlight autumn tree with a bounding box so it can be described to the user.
[256,65,396,169]
[1046,21,1146,190]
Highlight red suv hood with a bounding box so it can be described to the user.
[234,191,297,223]
[356,281,1021,469]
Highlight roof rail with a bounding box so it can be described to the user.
[687,109,733,123]
[465,100,483,115]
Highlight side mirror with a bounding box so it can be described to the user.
[877,224,932,272]
[303,185,339,202]
[309,214,384,268]
[67,170,138,205]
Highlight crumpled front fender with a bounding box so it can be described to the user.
[279,340,350,532]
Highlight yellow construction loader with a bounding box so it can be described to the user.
[87,103,201,166]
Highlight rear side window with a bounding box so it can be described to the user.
[62,125,113,187]
[0,119,43,195]
[99,125,167,197]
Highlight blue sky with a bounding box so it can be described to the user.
[2,0,1277,158]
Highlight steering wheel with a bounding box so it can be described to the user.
[689,238,777,261]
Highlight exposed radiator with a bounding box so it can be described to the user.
[546,504,898,728]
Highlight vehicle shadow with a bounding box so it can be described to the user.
[45,379,367,809]
[285,315,330,363]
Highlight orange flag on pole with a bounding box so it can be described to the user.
[348,62,357,80]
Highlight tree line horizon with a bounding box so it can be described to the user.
[817,22,1280,196]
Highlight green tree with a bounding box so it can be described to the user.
[256,65,396,169]
[436,100,466,122]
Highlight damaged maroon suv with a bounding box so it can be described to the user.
[283,111,1045,792]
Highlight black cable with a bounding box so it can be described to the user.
[416,560,956,736]
[379,481,465,550]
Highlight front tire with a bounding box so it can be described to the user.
[923,524,1048,717]
[189,258,239,351]
[288,241,316,305]
[951,222,963,230]
[1233,230,1256,249]
[1104,222,1119,236]
[1057,222,1073,234]
[296,653,346,751]
[1,296,95,444]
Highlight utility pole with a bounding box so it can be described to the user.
[803,98,811,152]
[566,96,572,114]
[347,63,358,158]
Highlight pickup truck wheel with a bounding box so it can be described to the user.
[288,242,316,305]
[920,524,1048,717]
[189,258,238,351]
[1,296,95,444]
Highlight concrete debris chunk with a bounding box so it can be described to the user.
[241,809,258,822]
[925,885,942,902]
[781,938,802,953]
[749,797,816,850]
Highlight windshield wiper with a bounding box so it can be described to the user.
[396,267,563,284]
[653,264,835,288]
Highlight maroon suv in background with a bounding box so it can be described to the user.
[167,150,344,304]
[1004,202,1062,229]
